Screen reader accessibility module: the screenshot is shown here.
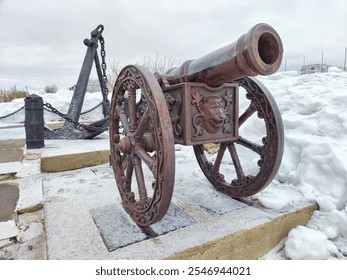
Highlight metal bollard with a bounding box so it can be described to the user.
[24,94,45,149]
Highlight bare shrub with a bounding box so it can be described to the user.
[106,53,179,91]
[142,51,178,74]
[44,84,58,93]
[107,58,121,92]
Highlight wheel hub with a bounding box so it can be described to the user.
[119,136,132,154]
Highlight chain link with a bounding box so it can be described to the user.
[0,106,24,120]
[44,103,107,132]
[80,101,103,115]
[99,34,108,96]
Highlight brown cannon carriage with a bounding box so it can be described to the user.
[109,23,284,226]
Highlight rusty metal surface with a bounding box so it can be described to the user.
[160,23,283,87]
[109,65,175,226]
[163,82,239,145]
[193,77,284,197]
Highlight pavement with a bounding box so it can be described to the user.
[0,125,318,260]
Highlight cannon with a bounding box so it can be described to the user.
[109,23,284,226]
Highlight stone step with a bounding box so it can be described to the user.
[42,162,317,260]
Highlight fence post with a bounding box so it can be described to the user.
[24,94,45,149]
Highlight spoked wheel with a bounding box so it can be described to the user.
[109,65,175,226]
[193,77,284,198]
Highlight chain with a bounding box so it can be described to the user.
[80,102,103,115]
[44,103,106,132]
[0,106,24,120]
[99,33,108,96]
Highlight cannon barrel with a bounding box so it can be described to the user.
[163,23,283,87]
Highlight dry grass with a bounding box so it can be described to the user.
[0,90,28,103]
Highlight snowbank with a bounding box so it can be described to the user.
[0,89,105,126]
[259,71,347,259]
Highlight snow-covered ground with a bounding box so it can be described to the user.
[259,68,347,259]
[1,68,347,259]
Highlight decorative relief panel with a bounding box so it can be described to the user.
[164,82,239,145]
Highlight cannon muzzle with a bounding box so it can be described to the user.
[163,23,283,87]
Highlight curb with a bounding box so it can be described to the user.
[41,150,110,173]
[168,203,318,260]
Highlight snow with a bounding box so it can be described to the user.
[0,90,104,127]
[284,226,338,260]
[0,220,19,240]
[1,71,347,259]
[258,71,347,259]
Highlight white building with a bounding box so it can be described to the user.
[301,64,344,74]
[69,78,101,92]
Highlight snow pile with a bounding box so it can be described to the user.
[1,71,347,259]
[284,226,338,259]
[0,90,105,126]
[258,71,347,259]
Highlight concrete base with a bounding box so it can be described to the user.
[42,162,317,260]
[40,138,110,172]
[0,129,318,259]
[170,204,317,260]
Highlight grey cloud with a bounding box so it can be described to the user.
[0,0,346,89]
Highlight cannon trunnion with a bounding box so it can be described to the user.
[109,23,284,226]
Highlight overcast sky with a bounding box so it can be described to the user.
[0,0,346,91]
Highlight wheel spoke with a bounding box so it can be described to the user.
[121,153,129,169]
[117,105,129,134]
[228,143,245,180]
[134,108,150,139]
[213,143,227,173]
[136,146,156,174]
[124,159,133,192]
[132,155,148,200]
[128,89,138,133]
[239,102,256,127]
[236,136,264,156]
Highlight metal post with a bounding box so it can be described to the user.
[344,48,347,71]
[24,94,44,149]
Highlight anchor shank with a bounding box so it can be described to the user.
[63,37,99,129]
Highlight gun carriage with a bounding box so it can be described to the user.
[108,23,284,226]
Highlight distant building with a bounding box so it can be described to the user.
[69,78,101,92]
[301,64,344,75]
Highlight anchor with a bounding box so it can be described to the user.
[45,24,110,139]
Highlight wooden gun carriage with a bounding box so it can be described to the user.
[109,23,284,226]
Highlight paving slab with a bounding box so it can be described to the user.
[0,220,19,240]
[15,176,43,214]
[91,203,197,251]
[0,183,19,222]
[0,139,25,174]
